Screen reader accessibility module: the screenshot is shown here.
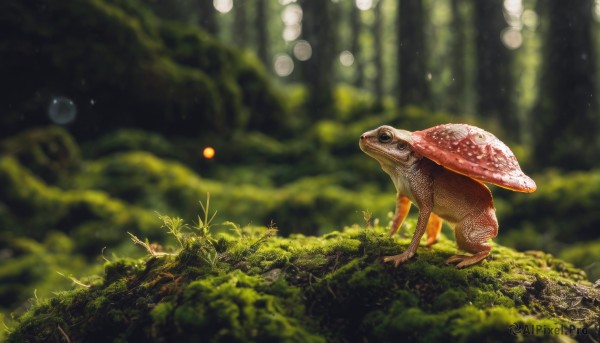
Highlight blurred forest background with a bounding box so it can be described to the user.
[2,0,600,332]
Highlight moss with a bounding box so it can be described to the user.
[0,156,160,253]
[0,233,90,314]
[559,240,600,282]
[1,0,287,139]
[497,169,600,252]
[0,126,81,183]
[68,151,393,236]
[7,222,600,342]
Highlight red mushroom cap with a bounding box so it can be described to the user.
[411,124,536,192]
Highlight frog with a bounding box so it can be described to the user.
[359,124,536,268]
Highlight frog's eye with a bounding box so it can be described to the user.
[397,141,408,150]
[378,130,393,143]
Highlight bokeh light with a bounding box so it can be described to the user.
[203,146,215,159]
[213,0,233,13]
[282,24,302,42]
[278,0,297,5]
[521,9,538,29]
[273,54,294,76]
[503,0,523,29]
[339,50,354,66]
[282,4,303,26]
[501,28,522,50]
[356,0,373,11]
[293,40,312,61]
[48,97,77,125]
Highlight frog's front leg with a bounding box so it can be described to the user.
[389,193,442,246]
[384,208,431,267]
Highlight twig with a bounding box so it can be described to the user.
[57,325,72,343]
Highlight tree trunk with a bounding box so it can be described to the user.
[298,0,337,117]
[350,2,364,88]
[373,0,384,102]
[397,0,429,108]
[533,0,599,170]
[198,0,218,35]
[447,0,466,115]
[255,0,269,66]
[473,1,516,138]
[234,0,247,49]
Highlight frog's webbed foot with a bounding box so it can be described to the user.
[383,251,415,267]
[445,251,489,268]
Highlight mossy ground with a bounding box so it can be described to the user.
[6,220,599,342]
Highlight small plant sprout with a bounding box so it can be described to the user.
[127,232,172,257]
[362,210,373,228]
[56,271,92,289]
[222,221,243,237]
[157,212,186,248]
[194,192,218,238]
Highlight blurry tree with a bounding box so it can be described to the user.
[473,1,517,139]
[397,0,429,107]
[198,0,218,34]
[350,2,365,88]
[533,0,600,170]
[233,0,247,49]
[255,0,269,66]
[373,0,384,103]
[447,0,466,115]
[298,0,337,116]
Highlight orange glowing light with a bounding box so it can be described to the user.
[203,146,215,159]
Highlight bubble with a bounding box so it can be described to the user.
[273,54,294,77]
[48,97,77,125]
[293,40,312,61]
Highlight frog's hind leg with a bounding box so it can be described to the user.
[425,213,443,246]
[446,210,498,268]
[388,194,411,236]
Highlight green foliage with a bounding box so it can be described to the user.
[559,240,600,282]
[496,169,600,252]
[6,222,599,342]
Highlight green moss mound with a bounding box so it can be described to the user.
[0,0,287,139]
[0,156,160,253]
[0,126,81,183]
[69,150,393,235]
[7,223,599,342]
[496,169,600,277]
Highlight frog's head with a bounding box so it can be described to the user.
[359,125,421,174]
